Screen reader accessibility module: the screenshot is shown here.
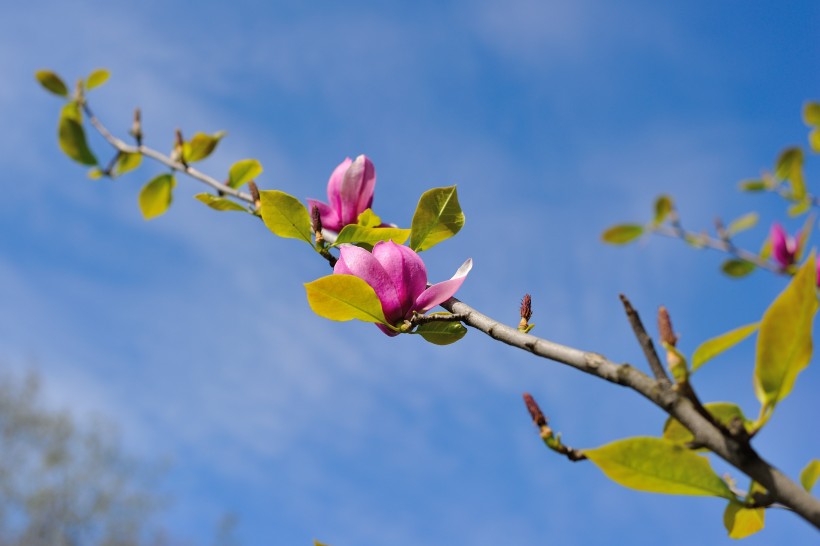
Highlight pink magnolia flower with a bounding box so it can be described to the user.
[308,155,376,232]
[770,222,799,269]
[334,241,472,336]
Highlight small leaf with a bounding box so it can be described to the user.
[601,224,644,245]
[194,193,248,212]
[810,129,820,153]
[788,197,811,217]
[726,212,758,236]
[414,318,467,345]
[138,174,175,220]
[584,437,734,499]
[333,225,410,246]
[304,274,390,325]
[58,115,97,166]
[723,502,765,539]
[409,186,465,252]
[759,237,772,260]
[653,195,673,226]
[182,131,226,163]
[228,158,263,189]
[800,460,820,492]
[795,213,815,261]
[721,259,755,278]
[775,147,805,201]
[803,102,820,126]
[113,152,142,177]
[357,208,382,228]
[87,167,105,180]
[86,68,110,90]
[664,403,753,445]
[35,70,69,97]
[738,179,768,192]
[259,190,313,243]
[754,252,818,412]
[691,322,759,372]
[61,100,82,122]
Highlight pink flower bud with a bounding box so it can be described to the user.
[307,155,376,232]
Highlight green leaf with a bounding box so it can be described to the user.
[726,212,758,236]
[795,213,815,261]
[194,193,248,212]
[810,129,820,153]
[304,274,390,325]
[138,174,176,220]
[259,190,313,243]
[800,459,820,492]
[803,102,820,126]
[414,317,467,345]
[35,70,69,97]
[182,131,226,163]
[61,100,82,122]
[754,252,818,412]
[653,195,673,226]
[788,197,811,217]
[775,147,805,200]
[691,322,759,372]
[409,186,465,251]
[87,167,104,180]
[663,403,753,445]
[113,152,142,177]
[721,259,756,278]
[357,208,382,228]
[333,225,410,246]
[85,68,110,90]
[584,437,734,499]
[601,224,644,245]
[58,113,97,166]
[759,237,772,260]
[228,158,263,189]
[738,179,768,192]
[723,502,765,539]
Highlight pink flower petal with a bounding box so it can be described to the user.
[413,258,473,314]
[372,241,428,318]
[307,199,342,232]
[355,155,376,215]
[771,223,794,267]
[334,244,403,323]
[327,157,352,216]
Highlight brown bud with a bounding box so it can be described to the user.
[658,306,677,347]
[522,392,547,428]
[248,181,261,209]
[520,294,533,321]
[130,108,143,145]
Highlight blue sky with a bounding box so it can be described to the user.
[1,1,819,544]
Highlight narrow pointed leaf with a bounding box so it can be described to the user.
[333,225,410,246]
[601,224,644,245]
[305,274,389,325]
[795,213,815,261]
[653,195,673,226]
[663,403,753,445]
[259,190,312,243]
[691,323,759,372]
[800,460,820,492]
[721,259,755,278]
[182,131,226,163]
[138,174,175,220]
[726,212,758,236]
[195,193,248,212]
[86,68,110,90]
[723,502,765,539]
[35,70,68,97]
[775,147,805,200]
[754,252,818,408]
[409,186,464,251]
[58,115,97,166]
[113,152,142,177]
[228,158,263,189]
[415,318,467,345]
[738,179,767,192]
[584,437,733,499]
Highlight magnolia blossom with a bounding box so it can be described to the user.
[770,222,799,269]
[308,155,376,232]
[334,241,472,336]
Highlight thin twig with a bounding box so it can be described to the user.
[409,312,468,325]
[653,225,780,273]
[619,294,672,387]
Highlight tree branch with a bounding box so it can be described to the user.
[619,294,672,387]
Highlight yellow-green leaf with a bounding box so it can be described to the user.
[721,259,755,278]
[788,197,810,217]
[738,179,768,192]
[182,131,226,163]
[584,437,733,499]
[113,152,142,177]
[87,167,104,180]
[727,212,759,236]
[601,224,644,245]
[259,190,312,243]
[775,147,805,200]
[723,502,765,539]
[58,115,97,166]
[803,102,820,126]
[61,100,82,122]
[138,174,175,220]
[810,129,820,153]
[35,70,68,97]
[304,274,390,325]
[357,208,382,228]
[86,68,110,90]
[754,252,818,411]
[194,193,248,212]
[414,317,467,345]
[653,195,673,226]
[800,459,820,492]
[409,186,464,252]
[692,323,759,372]
[333,225,410,246]
[663,403,753,445]
[228,158,263,189]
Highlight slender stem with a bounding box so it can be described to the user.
[652,225,781,273]
[619,294,672,387]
